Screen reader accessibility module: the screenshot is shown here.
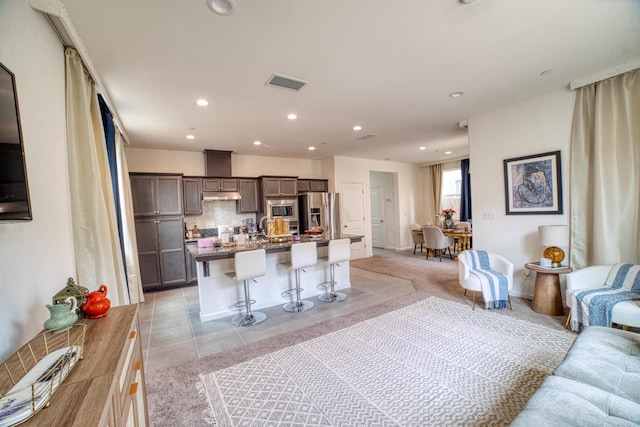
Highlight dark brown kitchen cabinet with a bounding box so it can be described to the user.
[237,178,259,213]
[203,178,238,192]
[135,216,187,290]
[185,250,198,284]
[130,174,183,216]
[183,177,202,215]
[260,177,298,197]
[297,179,328,194]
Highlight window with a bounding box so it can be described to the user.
[441,168,461,219]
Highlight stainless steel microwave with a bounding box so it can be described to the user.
[266,199,298,220]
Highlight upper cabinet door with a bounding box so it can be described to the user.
[183,178,202,215]
[279,178,297,196]
[130,174,183,216]
[203,178,238,192]
[156,176,183,215]
[237,179,259,213]
[309,180,328,192]
[131,175,157,216]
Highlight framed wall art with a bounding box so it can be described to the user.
[503,150,562,215]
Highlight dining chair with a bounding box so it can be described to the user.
[422,225,454,261]
[410,223,425,254]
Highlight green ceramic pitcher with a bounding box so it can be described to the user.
[44,296,78,331]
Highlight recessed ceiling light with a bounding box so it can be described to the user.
[196,99,209,106]
[353,125,362,131]
[460,0,476,4]
[308,146,315,151]
[287,113,297,120]
[253,140,262,146]
[206,0,236,16]
[449,92,464,98]
[445,151,453,155]
[540,69,553,76]
[419,146,426,150]
[186,135,195,140]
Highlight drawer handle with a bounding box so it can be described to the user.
[129,330,136,339]
[130,382,138,395]
[134,361,142,371]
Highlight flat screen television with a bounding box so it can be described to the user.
[0,61,31,221]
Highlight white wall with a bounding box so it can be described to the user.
[468,88,575,298]
[0,1,74,360]
[333,156,422,256]
[125,147,324,178]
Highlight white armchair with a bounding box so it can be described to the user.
[565,265,640,330]
[422,226,454,261]
[458,251,513,310]
[410,223,425,254]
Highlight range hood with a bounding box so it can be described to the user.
[202,191,241,201]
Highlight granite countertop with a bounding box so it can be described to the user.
[186,233,362,261]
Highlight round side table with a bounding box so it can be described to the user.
[524,263,573,316]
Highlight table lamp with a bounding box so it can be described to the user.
[538,225,569,267]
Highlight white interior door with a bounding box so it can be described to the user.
[370,186,384,248]
[341,182,366,259]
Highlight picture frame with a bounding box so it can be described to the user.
[503,150,562,215]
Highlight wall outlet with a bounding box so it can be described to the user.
[482,211,496,220]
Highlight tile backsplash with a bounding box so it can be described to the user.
[185,200,256,231]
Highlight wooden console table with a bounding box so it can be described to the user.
[21,304,148,426]
[525,263,573,316]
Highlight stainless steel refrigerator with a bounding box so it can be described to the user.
[299,192,341,237]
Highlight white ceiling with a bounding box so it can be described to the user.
[57,0,640,164]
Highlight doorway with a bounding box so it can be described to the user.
[369,171,396,250]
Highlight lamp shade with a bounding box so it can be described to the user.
[538,225,569,247]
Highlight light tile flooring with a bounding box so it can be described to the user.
[139,252,413,372]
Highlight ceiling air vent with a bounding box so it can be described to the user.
[358,133,378,141]
[265,74,308,91]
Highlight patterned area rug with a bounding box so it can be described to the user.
[198,297,575,426]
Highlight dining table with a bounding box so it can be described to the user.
[412,227,473,254]
[442,229,473,253]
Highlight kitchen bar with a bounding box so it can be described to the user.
[187,234,363,322]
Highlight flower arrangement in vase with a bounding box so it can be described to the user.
[440,208,456,230]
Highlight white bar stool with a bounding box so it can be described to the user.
[318,238,350,303]
[225,249,267,326]
[279,241,317,312]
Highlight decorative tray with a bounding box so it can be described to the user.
[267,234,292,243]
[0,324,86,426]
[305,229,324,235]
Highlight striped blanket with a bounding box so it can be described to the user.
[466,250,510,309]
[570,263,640,332]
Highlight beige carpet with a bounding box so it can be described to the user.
[145,250,572,426]
[198,297,576,426]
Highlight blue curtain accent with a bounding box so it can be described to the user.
[98,95,128,290]
[460,158,472,221]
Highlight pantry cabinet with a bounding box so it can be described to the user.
[135,216,187,290]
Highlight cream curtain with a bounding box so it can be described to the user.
[570,69,640,268]
[65,48,128,305]
[421,164,443,226]
[431,164,443,225]
[116,131,144,303]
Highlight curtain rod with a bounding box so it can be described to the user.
[570,58,640,90]
[29,0,130,144]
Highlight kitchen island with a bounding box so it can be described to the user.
[187,234,363,322]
